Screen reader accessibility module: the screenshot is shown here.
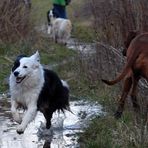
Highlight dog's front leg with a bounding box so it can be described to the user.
[11,100,22,124]
[17,105,37,134]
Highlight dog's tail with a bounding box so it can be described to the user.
[102,67,130,85]
[60,80,74,114]
[61,80,69,90]
[102,46,139,85]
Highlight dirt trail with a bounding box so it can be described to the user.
[0,98,104,148]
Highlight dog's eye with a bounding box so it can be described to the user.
[23,66,28,68]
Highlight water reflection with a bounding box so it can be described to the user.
[0,100,104,148]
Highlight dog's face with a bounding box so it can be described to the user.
[12,51,40,84]
[48,10,54,18]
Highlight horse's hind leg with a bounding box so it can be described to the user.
[130,75,140,112]
[114,73,132,119]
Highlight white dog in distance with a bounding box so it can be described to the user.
[48,10,72,45]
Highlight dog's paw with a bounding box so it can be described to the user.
[16,125,25,134]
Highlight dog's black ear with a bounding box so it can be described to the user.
[16,55,27,61]
[12,55,27,72]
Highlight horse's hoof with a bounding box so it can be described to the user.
[114,111,122,119]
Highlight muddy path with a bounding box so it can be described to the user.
[0,97,104,148]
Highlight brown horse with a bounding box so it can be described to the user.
[102,33,148,118]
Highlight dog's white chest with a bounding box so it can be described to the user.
[11,85,39,107]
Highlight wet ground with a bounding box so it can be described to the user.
[0,97,104,148]
[35,24,96,55]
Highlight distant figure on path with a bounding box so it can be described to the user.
[23,0,31,9]
[47,0,71,33]
[52,0,68,19]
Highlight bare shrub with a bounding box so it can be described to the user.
[77,0,148,87]
[0,0,31,42]
[85,0,148,47]
[76,43,125,88]
[74,1,148,147]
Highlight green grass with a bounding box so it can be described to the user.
[40,43,77,65]
[79,117,117,148]
[72,24,95,42]
[0,56,11,92]
[31,0,51,24]
[79,112,148,148]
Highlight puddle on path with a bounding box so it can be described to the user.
[67,39,96,54]
[35,24,96,55]
[0,99,104,148]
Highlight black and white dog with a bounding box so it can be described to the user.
[9,51,69,134]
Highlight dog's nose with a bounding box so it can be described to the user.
[14,71,19,77]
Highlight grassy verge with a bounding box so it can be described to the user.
[0,56,11,92]
[72,24,95,42]
[79,112,148,148]
[55,57,148,148]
